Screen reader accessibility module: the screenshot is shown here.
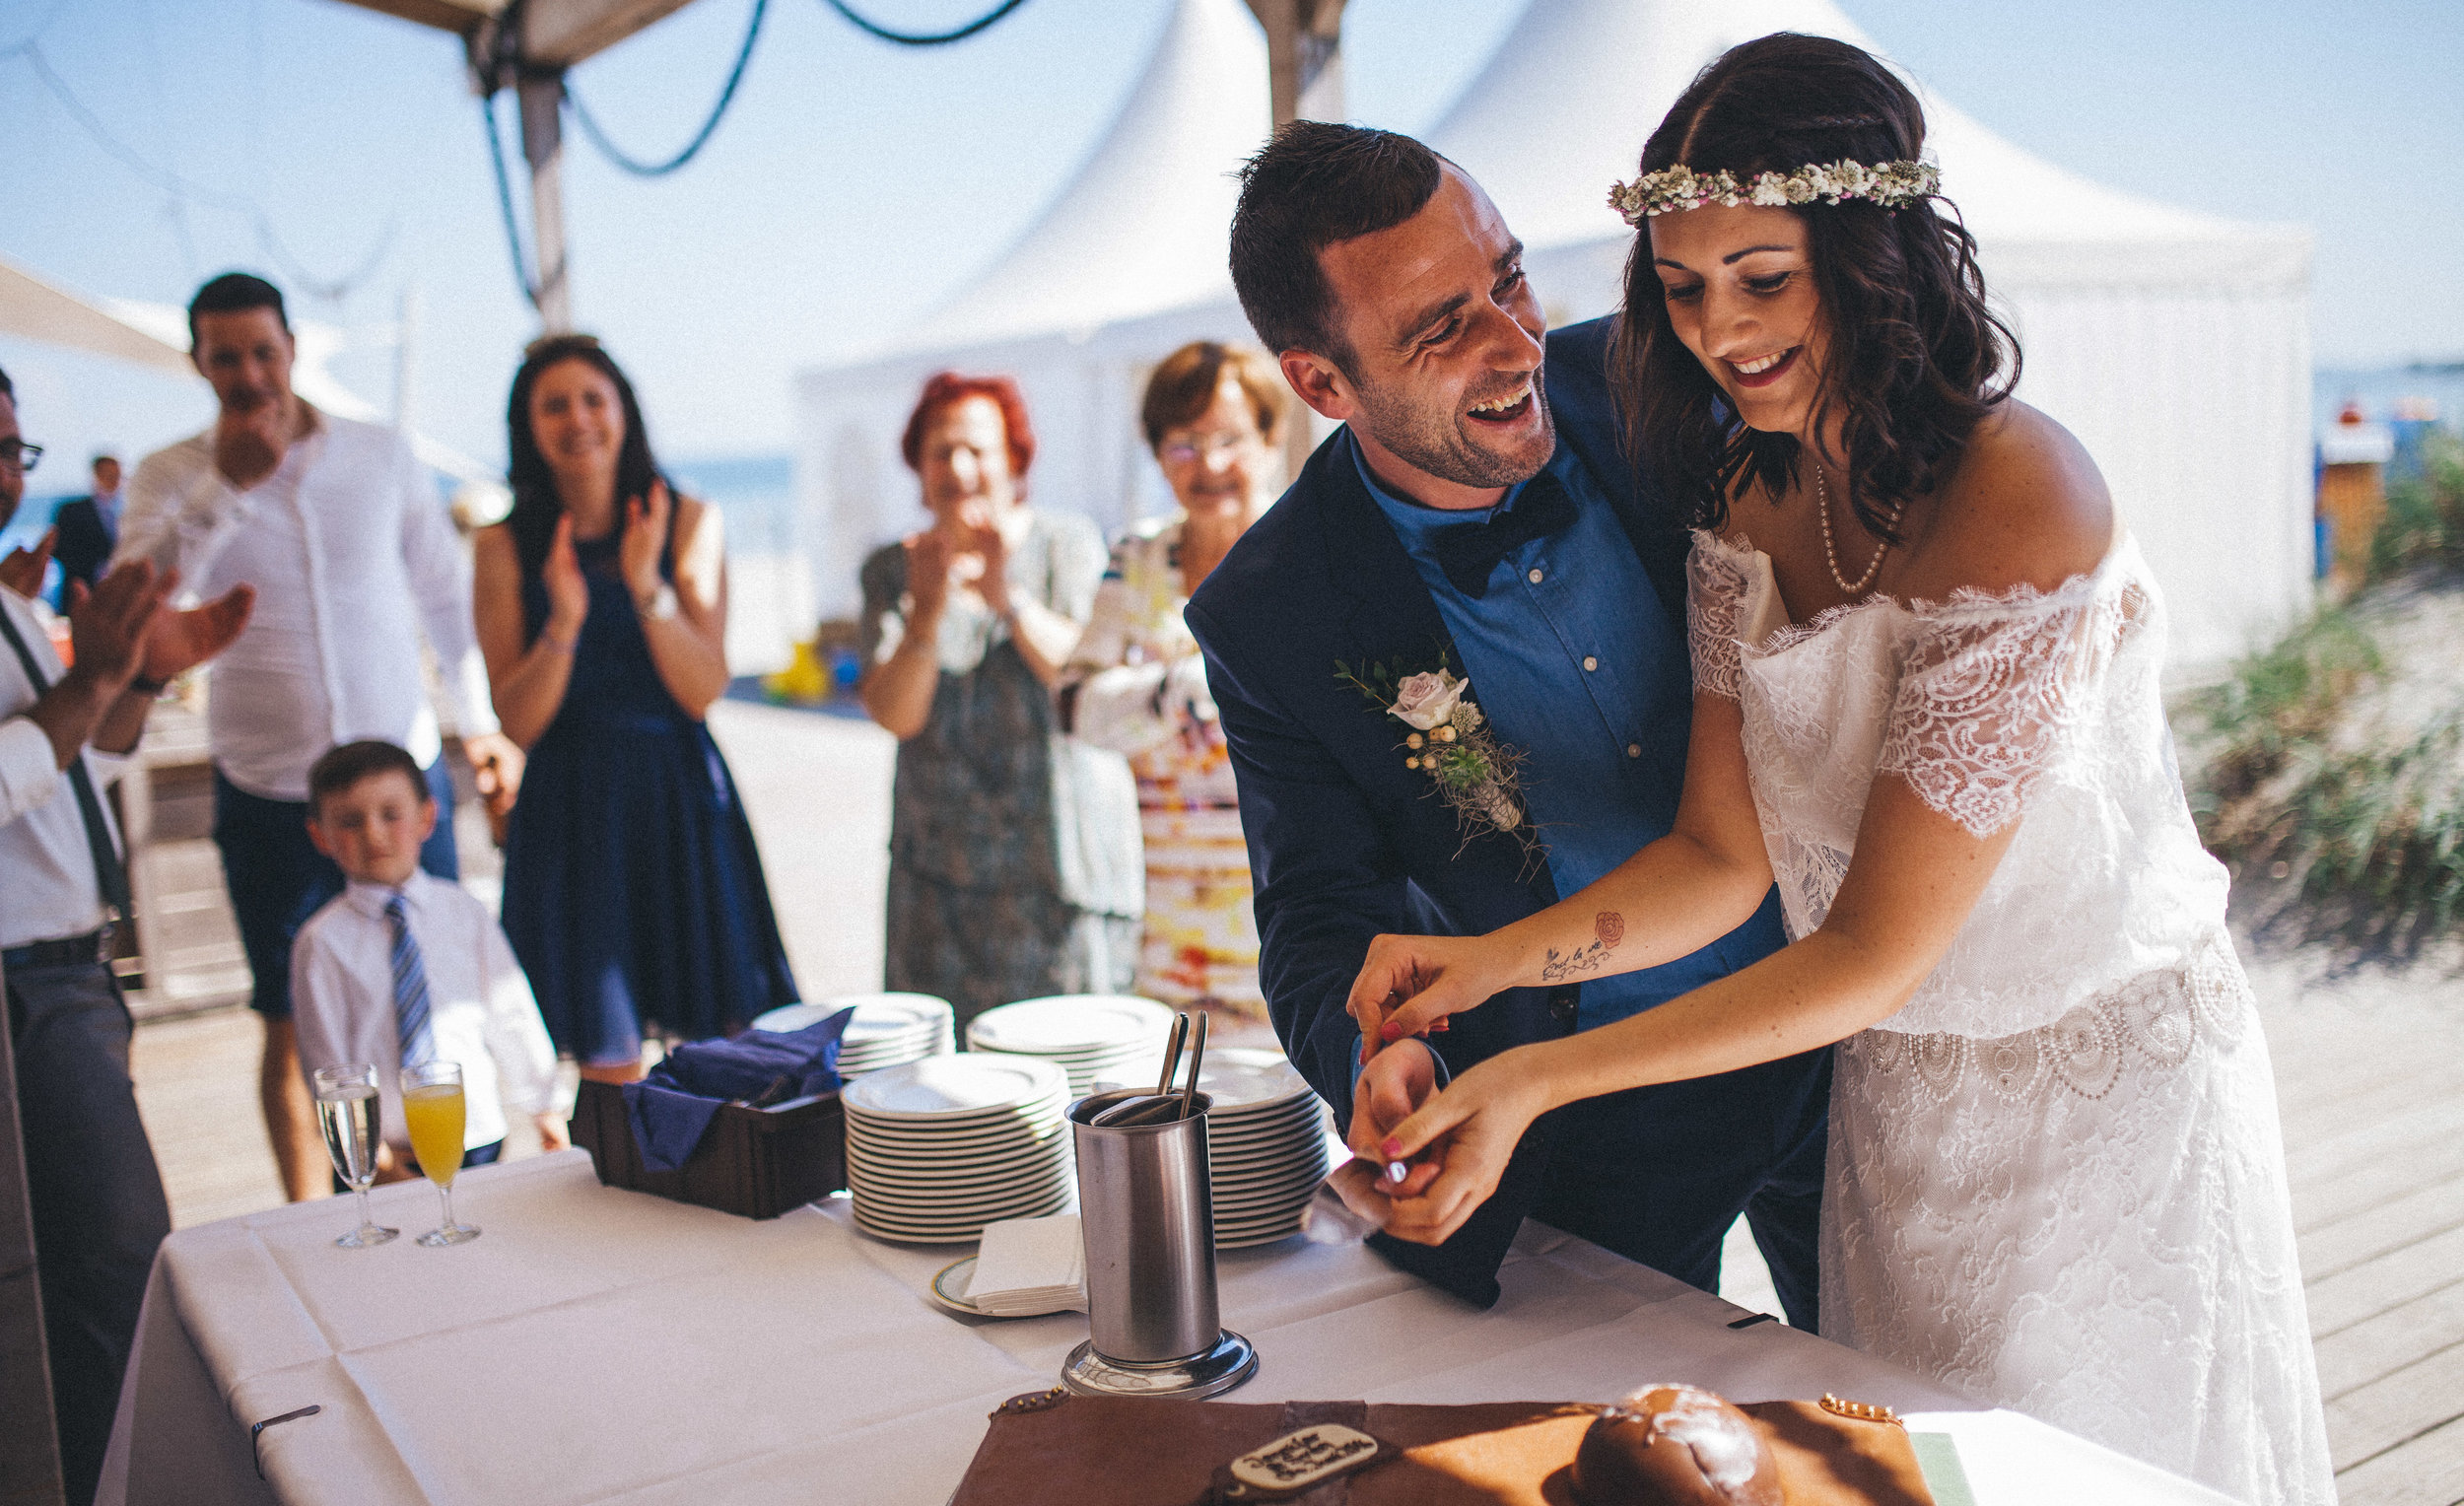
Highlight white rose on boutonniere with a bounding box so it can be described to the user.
[1389,668,1470,730]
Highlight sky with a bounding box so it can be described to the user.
[4,0,2460,481]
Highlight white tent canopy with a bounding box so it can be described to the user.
[797,0,2313,669]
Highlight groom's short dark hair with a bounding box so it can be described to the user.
[1229,122,1446,374]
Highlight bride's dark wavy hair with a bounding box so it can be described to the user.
[1611,33,2019,542]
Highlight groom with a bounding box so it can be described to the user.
[1187,123,1831,1317]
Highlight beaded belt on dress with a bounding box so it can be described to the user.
[1846,932,2252,1104]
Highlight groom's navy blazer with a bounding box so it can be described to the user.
[1187,315,1827,1310]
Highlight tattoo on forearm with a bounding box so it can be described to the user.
[1540,912,1625,984]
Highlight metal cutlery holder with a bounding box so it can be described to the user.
[1061,1088,1256,1399]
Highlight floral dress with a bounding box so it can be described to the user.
[1063,515,1266,1018]
[858,510,1142,1028]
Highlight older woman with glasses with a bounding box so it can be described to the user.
[1061,342,1287,1018]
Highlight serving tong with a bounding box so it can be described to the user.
[1090,1011,1208,1127]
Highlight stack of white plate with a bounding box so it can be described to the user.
[843,1054,1073,1243]
[750,993,955,1079]
[1200,1048,1335,1248]
[964,994,1177,1098]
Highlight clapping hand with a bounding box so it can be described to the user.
[955,504,1012,618]
[619,479,672,609]
[67,560,172,692]
[0,527,56,598]
[901,528,956,623]
[140,581,255,685]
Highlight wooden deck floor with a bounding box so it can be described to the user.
[120,701,2464,1502]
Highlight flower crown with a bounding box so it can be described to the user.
[1607,159,1939,225]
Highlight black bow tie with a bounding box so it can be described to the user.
[1429,469,1579,599]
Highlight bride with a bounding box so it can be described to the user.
[1340,33,2332,1504]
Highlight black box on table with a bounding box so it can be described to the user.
[570,1078,846,1219]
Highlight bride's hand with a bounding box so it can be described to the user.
[1369,1052,1554,1246]
[1347,931,1516,1059]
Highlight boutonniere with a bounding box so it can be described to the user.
[1335,649,1536,859]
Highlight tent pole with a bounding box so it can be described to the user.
[518,71,575,333]
[1244,0,1347,483]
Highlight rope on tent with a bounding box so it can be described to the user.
[820,0,1033,46]
[568,0,771,177]
[482,90,543,311]
[19,40,394,304]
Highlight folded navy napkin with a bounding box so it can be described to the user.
[623,1010,854,1173]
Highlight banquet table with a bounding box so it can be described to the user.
[98,1149,2230,1505]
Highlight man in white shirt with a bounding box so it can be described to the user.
[0,365,251,1506]
[291,740,563,1179]
[117,272,521,1203]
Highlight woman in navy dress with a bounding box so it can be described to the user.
[473,335,797,1081]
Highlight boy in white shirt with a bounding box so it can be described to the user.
[291,739,565,1178]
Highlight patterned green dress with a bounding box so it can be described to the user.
[858,510,1143,1027]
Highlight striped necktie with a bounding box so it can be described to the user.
[385,892,437,1067]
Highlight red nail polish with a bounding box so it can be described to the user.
[1381,1137,1403,1158]
[1380,1021,1403,1043]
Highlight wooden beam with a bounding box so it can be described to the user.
[1241,0,1346,128]
[324,0,502,38]
[521,0,698,67]
[326,0,694,67]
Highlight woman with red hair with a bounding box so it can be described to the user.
[857,374,1140,1025]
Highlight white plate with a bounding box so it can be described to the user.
[967,995,1176,1055]
[847,1148,1071,1184]
[1217,1225,1307,1250]
[844,1056,1070,1119]
[855,1194,1075,1243]
[1194,1049,1317,1111]
[847,1159,1070,1195]
[847,1124,1067,1157]
[847,1120,1069,1151]
[753,993,951,1040]
[850,1175,1075,1216]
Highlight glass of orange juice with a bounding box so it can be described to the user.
[400,1061,480,1247]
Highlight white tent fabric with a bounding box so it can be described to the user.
[795,0,2313,669]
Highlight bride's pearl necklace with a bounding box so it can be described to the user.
[1814,465,1902,595]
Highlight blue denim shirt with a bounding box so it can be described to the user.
[1353,432,1784,1028]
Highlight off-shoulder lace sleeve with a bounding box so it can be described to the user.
[1685,534,1751,700]
[1876,579,2139,837]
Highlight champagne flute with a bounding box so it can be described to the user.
[312,1063,397,1248]
[400,1061,480,1247]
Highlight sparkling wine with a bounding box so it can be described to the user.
[317,1083,382,1190]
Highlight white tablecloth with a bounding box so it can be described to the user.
[97,1150,2229,1505]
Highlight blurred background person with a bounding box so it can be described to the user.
[474,335,797,1084]
[1062,342,1285,1019]
[116,272,515,1203]
[857,373,1139,1027]
[52,452,122,607]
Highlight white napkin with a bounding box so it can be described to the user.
[964,1214,1086,1316]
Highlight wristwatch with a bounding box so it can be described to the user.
[641,582,680,622]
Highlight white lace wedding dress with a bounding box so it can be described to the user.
[1688,529,2333,1505]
